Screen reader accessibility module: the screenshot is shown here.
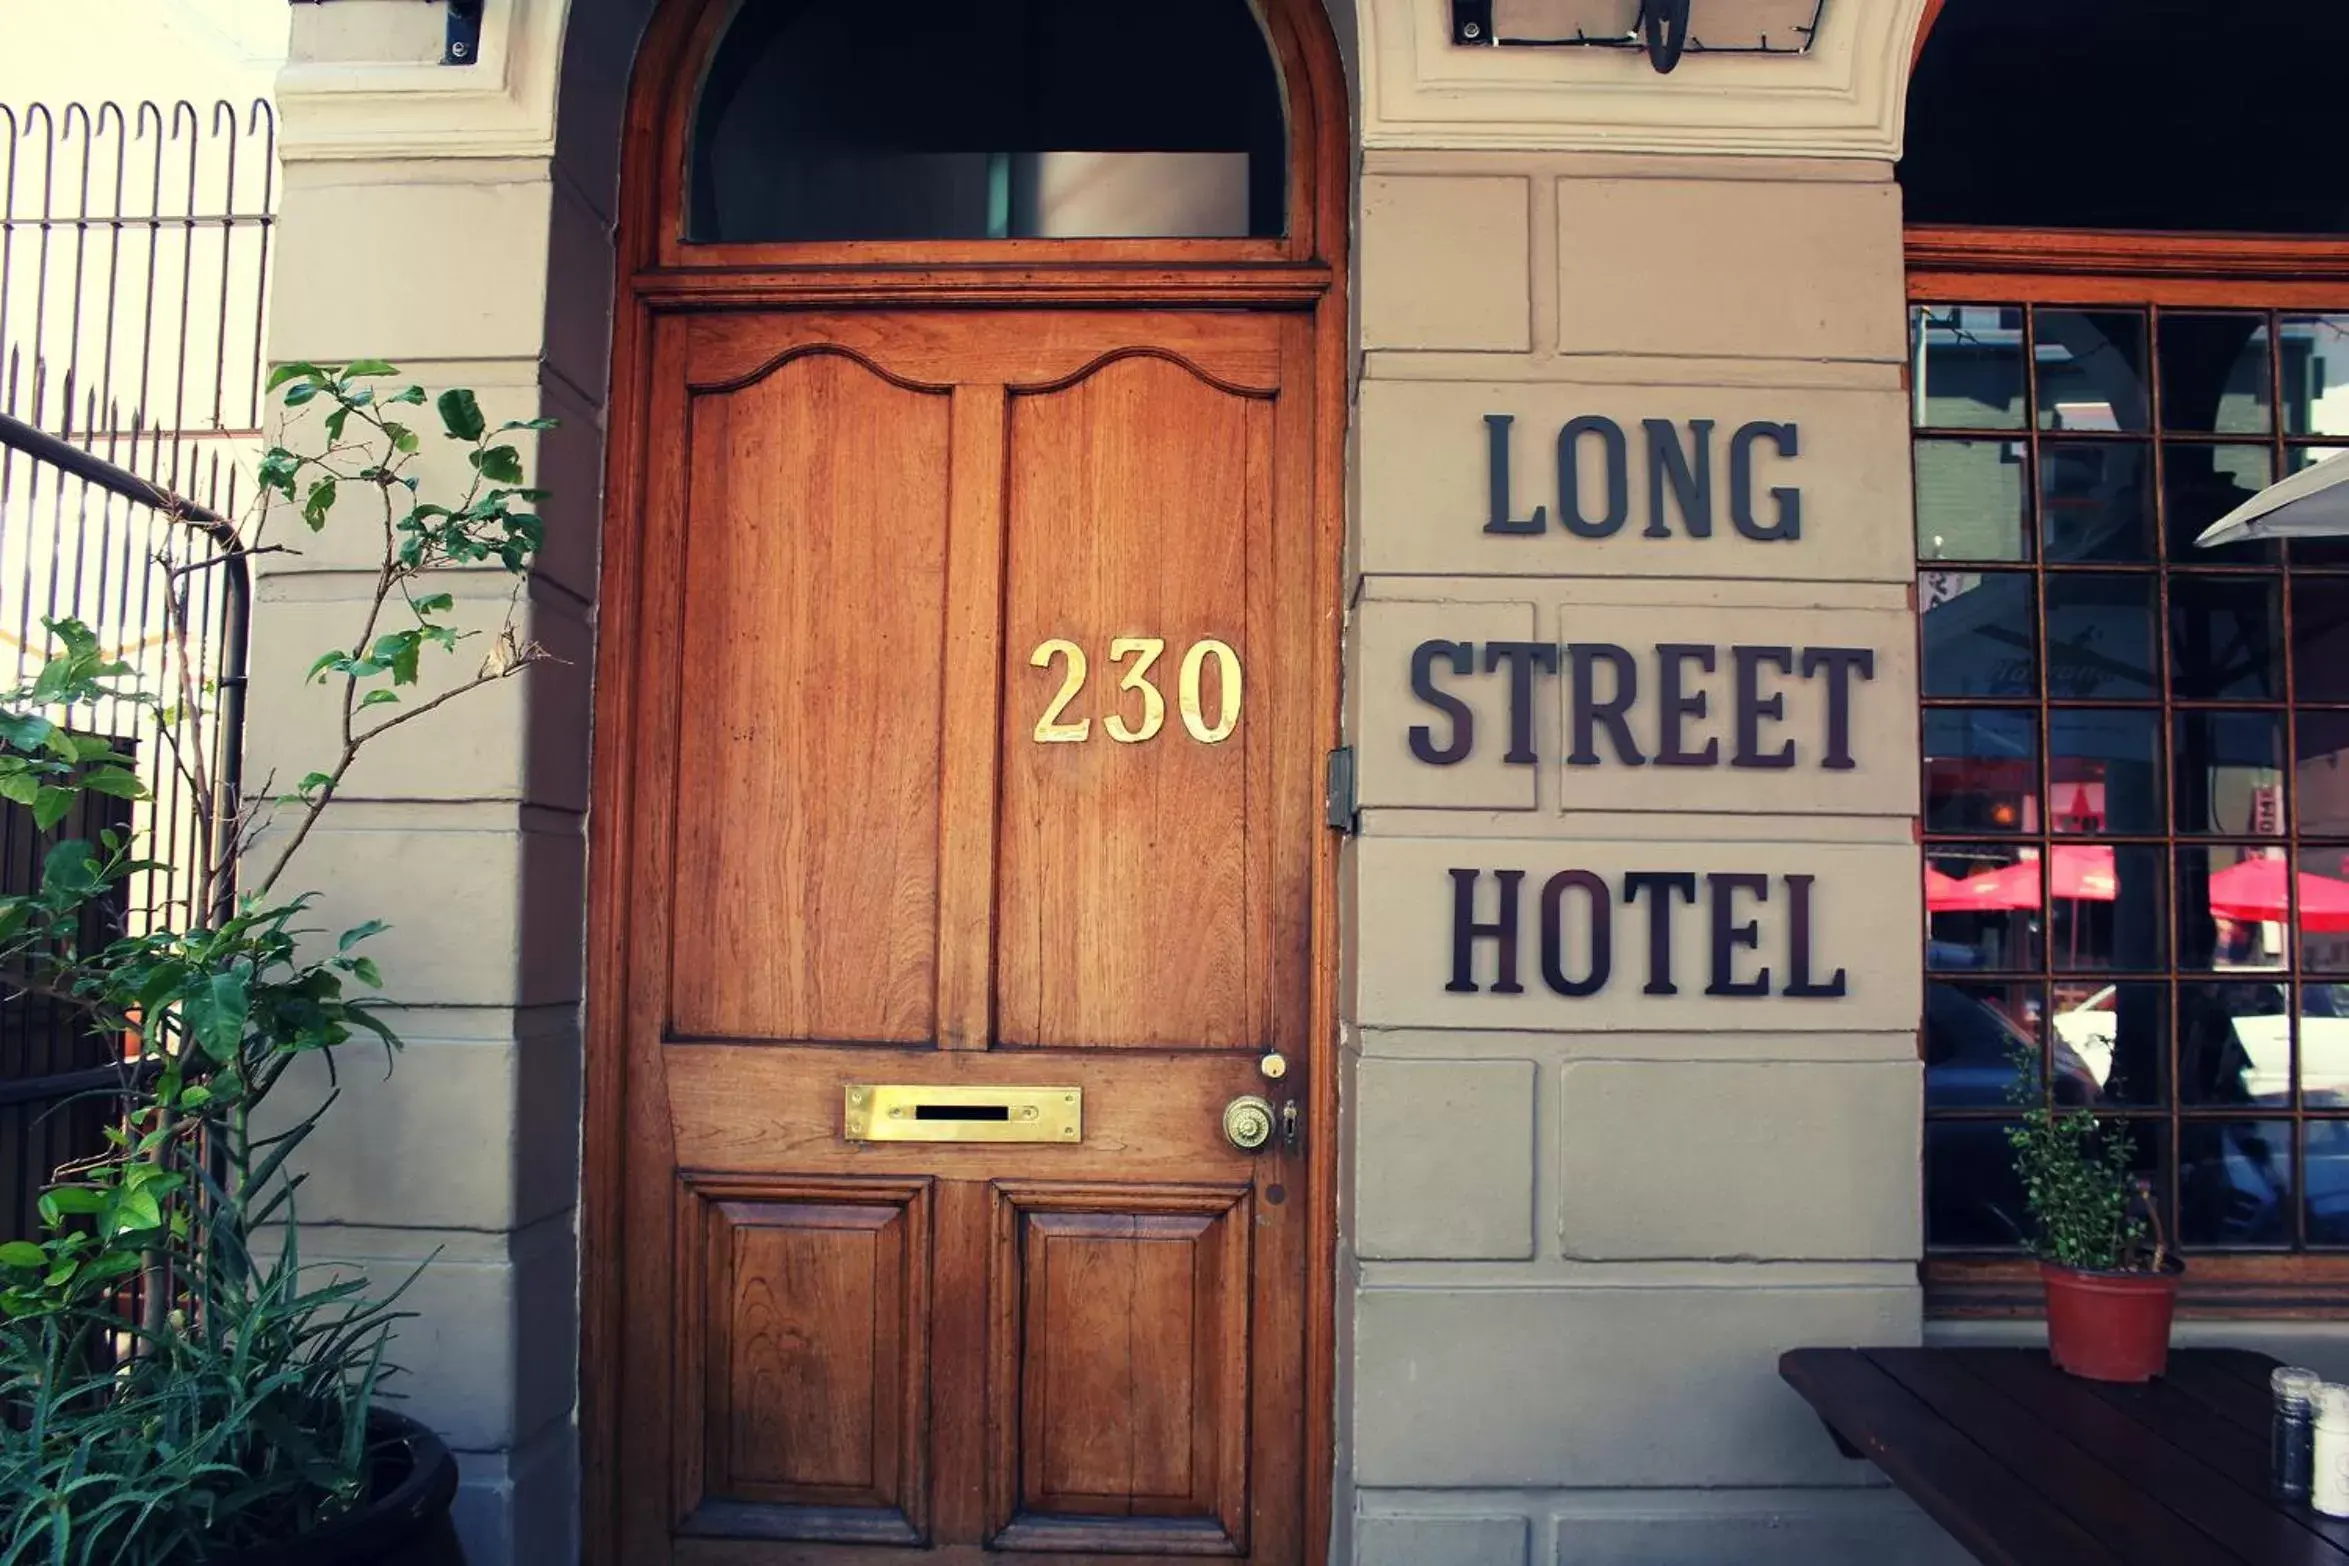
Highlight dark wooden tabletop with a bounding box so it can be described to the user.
[1780,1347,2349,1566]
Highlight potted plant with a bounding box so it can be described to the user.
[0,362,551,1562]
[2006,1047,2181,1382]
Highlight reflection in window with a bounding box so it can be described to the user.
[1919,572,2034,697]
[2041,442,2151,564]
[1904,0,2349,235]
[1917,299,2349,1261]
[688,0,1287,242]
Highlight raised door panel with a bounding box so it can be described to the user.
[995,353,1277,1050]
[989,1182,1252,1555]
[680,1177,930,1545]
[670,351,950,1043]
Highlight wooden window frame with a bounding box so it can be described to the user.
[1911,225,2349,1319]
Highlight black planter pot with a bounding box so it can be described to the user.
[216,1412,464,1566]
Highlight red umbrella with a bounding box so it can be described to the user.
[1924,867,1976,910]
[2206,856,2349,935]
[1958,845,2117,910]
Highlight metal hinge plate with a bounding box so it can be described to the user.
[1325,746,1357,834]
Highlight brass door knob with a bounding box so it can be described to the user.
[1222,1094,1276,1151]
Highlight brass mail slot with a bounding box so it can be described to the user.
[843,1084,1082,1144]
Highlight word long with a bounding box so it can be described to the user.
[1484,414,1802,541]
[1410,640,1875,770]
[1446,867,1847,999]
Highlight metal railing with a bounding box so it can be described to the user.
[0,99,270,1240]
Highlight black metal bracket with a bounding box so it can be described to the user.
[1640,0,1694,72]
[1450,0,1817,71]
[444,0,484,66]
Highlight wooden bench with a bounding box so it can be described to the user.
[1781,1347,2349,1565]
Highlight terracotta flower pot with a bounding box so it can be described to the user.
[2040,1260,2183,1383]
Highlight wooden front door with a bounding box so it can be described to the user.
[596,299,1331,1563]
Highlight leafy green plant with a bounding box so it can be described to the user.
[2004,1040,2166,1273]
[0,361,551,1562]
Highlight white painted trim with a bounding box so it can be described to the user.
[276,0,565,163]
[1356,0,1934,159]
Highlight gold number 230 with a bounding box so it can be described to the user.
[1030,637,1241,746]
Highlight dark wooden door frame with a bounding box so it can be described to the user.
[577,4,1352,1563]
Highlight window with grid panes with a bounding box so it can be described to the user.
[1916,303,2349,1276]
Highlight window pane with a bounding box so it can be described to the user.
[2283,317,2349,436]
[1916,439,2029,562]
[1926,979,2043,1086]
[2294,577,2349,702]
[2180,1121,2293,1248]
[2172,710,2286,836]
[1927,844,2043,973]
[2303,985,2349,1106]
[2037,310,2151,433]
[2050,709,2163,834]
[1912,306,2026,430]
[2158,313,2273,434]
[689,0,1287,241]
[2283,448,2349,568]
[2170,576,2283,700]
[2306,1120,2349,1243]
[2052,844,2164,973]
[1924,710,2036,833]
[2301,716,2349,835]
[2298,848,2349,975]
[2164,442,2278,565]
[2178,845,2294,975]
[2055,980,2165,1107]
[1925,1118,2029,1249]
[2176,981,2288,1106]
[1921,571,2036,697]
[2041,440,2151,564]
[2045,573,2157,700]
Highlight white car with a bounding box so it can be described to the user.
[2053,981,2349,1105]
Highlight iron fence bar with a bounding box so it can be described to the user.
[0,96,269,1239]
[0,407,228,527]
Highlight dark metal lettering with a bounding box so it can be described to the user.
[1730,421,1802,542]
[1539,870,1611,997]
[1656,644,1719,768]
[1483,414,1546,535]
[1705,872,1771,996]
[1448,868,1525,994]
[1484,640,1559,766]
[1643,417,1714,539]
[1558,415,1630,539]
[1622,870,1698,995]
[1565,644,1645,767]
[1800,646,1875,772]
[1731,645,1797,771]
[1783,873,1848,997]
[1410,639,1477,765]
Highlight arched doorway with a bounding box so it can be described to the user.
[579,3,1349,1562]
[1903,0,2349,1314]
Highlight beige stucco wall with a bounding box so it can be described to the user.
[1337,142,1961,1565]
[252,2,1961,1563]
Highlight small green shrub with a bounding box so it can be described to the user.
[2004,1040,2165,1273]
[0,362,550,1563]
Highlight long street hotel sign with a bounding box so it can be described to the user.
[1355,400,1922,1035]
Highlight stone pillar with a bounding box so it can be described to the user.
[256,0,639,1557]
[1337,3,1961,1562]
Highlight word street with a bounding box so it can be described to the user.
[1409,639,1876,770]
